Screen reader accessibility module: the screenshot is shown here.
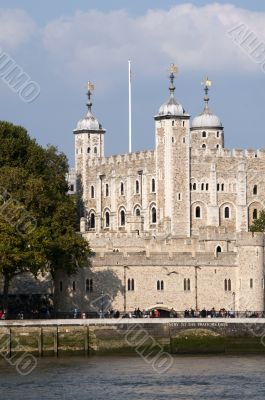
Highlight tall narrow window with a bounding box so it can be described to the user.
[120,182,124,196]
[253,209,257,220]
[151,207,157,224]
[152,178,156,193]
[157,280,160,291]
[73,281,76,291]
[224,279,227,291]
[87,147,90,153]
[135,207,141,217]
[128,279,131,291]
[105,211,110,228]
[224,207,230,219]
[86,279,93,292]
[120,210,125,226]
[221,183,224,191]
[195,206,201,218]
[94,147,97,154]
[187,278,190,291]
[250,278,253,289]
[193,183,196,191]
[253,185,257,195]
[202,131,206,138]
[60,281,63,292]
[206,183,209,191]
[91,186,95,198]
[228,279,231,291]
[90,213,95,229]
[106,184,109,197]
[184,278,186,291]
[161,280,164,291]
[216,246,221,255]
[184,278,191,291]
[217,183,220,191]
[136,180,139,194]
[201,183,204,191]
[131,279,135,291]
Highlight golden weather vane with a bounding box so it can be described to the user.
[202,76,212,87]
[86,81,95,91]
[169,63,178,75]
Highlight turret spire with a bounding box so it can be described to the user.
[169,63,178,97]
[202,76,212,113]
[86,81,95,113]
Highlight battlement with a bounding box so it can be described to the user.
[88,149,155,167]
[236,231,264,247]
[192,147,265,159]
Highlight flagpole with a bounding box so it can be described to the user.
[128,59,132,153]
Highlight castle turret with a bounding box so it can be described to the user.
[154,64,191,236]
[191,77,223,150]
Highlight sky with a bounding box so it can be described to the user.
[0,1,265,166]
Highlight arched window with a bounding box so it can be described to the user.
[172,121,174,126]
[216,131,219,138]
[120,210,125,226]
[120,182,124,196]
[253,185,257,195]
[151,207,157,224]
[216,144,219,149]
[73,281,76,291]
[253,209,258,220]
[224,279,227,291]
[161,280,164,291]
[224,207,230,219]
[91,186,95,198]
[157,280,160,291]
[202,144,206,149]
[94,147,97,154]
[206,183,209,191]
[221,183,224,191]
[86,279,93,292]
[131,278,135,291]
[152,178,156,193]
[105,211,110,228]
[135,208,141,217]
[217,183,220,191]
[228,279,231,291]
[89,212,95,229]
[105,184,109,197]
[128,278,131,291]
[87,147,90,153]
[216,246,221,255]
[136,180,139,194]
[195,206,201,218]
[193,183,196,191]
[202,131,206,138]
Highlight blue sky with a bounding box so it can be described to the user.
[0,1,265,165]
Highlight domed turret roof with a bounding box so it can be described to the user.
[157,64,186,117]
[191,77,222,129]
[74,81,105,132]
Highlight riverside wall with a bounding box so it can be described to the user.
[1,319,265,356]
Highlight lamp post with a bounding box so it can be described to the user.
[194,264,201,310]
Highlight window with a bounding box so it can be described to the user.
[253,209,258,220]
[172,121,174,126]
[183,121,185,127]
[195,206,201,218]
[120,182,124,196]
[151,207,157,224]
[135,208,141,217]
[202,144,206,149]
[250,278,253,289]
[105,184,109,197]
[216,131,219,138]
[89,212,95,229]
[224,279,231,291]
[128,278,135,291]
[59,281,63,292]
[91,186,95,198]
[217,183,220,191]
[151,178,156,193]
[87,147,90,153]
[120,210,125,226]
[193,183,196,191]
[216,246,221,255]
[86,279,93,292]
[94,147,97,154]
[70,184,74,191]
[183,137,185,143]
[105,211,110,228]
[206,183,209,191]
[184,278,191,291]
[201,183,204,191]
[221,183,224,191]
[172,137,174,143]
[253,185,257,195]
[216,144,219,149]
[157,280,164,291]
[202,131,206,138]
[136,180,139,194]
[73,281,76,291]
[224,207,230,219]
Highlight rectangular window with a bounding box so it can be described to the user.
[250,278,253,289]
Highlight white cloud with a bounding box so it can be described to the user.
[0,9,36,49]
[42,3,265,88]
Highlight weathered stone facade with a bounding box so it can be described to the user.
[57,69,265,313]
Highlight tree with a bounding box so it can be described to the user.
[0,121,91,311]
[250,210,265,233]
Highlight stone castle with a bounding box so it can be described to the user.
[57,65,265,314]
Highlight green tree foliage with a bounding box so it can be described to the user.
[250,210,265,233]
[0,121,90,311]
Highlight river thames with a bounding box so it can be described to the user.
[0,355,265,399]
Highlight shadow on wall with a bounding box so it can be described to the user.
[54,264,123,314]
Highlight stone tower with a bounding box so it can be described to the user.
[154,64,191,237]
[73,81,106,199]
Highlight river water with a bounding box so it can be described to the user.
[0,355,265,399]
